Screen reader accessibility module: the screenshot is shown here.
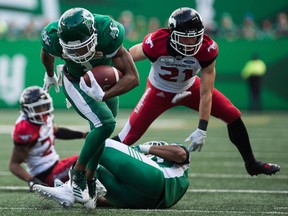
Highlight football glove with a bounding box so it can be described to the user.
[43,73,60,93]
[56,64,64,86]
[171,91,191,104]
[185,128,206,152]
[79,71,105,102]
[28,177,48,192]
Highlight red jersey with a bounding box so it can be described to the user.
[12,114,59,176]
[142,28,218,93]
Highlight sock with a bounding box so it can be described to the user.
[227,117,256,165]
[111,135,121,142]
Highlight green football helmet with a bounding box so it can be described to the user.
[58,8,97,63]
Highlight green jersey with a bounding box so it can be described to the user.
[98,141,190,209]
[41,14,125,79]
[148,146,190,208]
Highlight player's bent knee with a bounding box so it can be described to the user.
[103,122,116,135]
[220,106,242,124]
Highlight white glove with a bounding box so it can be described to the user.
[185,128,207,152]
[79,70,105,102]
[56,64,64,86]
[43,73,60,93]
[171,91,192,104]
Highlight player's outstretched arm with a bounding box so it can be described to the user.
[128,43,147,62]
[150,145,188,164]
[54,125,88,140]
[137,143,189,164]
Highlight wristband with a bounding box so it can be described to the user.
[139,145,151,154]
[198,119,208,131]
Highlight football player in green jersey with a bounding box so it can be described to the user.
[40,7,139,204]
[34,139,190,209]
[96,139,190,209]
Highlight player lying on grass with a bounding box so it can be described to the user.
[33,139,190,209]
[9,86,87,191]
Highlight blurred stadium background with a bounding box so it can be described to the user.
[0,0,288,110]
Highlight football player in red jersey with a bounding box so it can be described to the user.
[114,7,280,176]
[9,86,87,191]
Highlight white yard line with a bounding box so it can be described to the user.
[190,173,288,179]
[188,189,288,194]
[0,120,187,134]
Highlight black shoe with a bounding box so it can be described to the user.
[87,178,96,198]
[245,161,280,176]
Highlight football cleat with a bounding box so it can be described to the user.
[87,178,97,198]
[83,197,97,210]
[245,161,280,176]
[33,182,75,207]
[69,168,89,203]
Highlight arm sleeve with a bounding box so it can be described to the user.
[54,127,86,140]
[40,21,63,57]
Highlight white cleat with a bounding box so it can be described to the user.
[83,197,97,209]
[33,182,75,208]
[69,169,89,203]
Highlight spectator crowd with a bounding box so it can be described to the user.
[0,10,287,41]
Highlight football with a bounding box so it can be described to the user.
[83,65,123,91]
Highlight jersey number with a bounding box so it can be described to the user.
[160,67,196,82]
[40,137,54,157]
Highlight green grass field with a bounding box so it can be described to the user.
[1,109,287,216]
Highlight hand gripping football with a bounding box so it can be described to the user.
[83,65,123,91]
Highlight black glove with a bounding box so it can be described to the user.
[28,177,48,192]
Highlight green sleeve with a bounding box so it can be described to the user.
[94,14,125,57]
[40,21,63,58]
